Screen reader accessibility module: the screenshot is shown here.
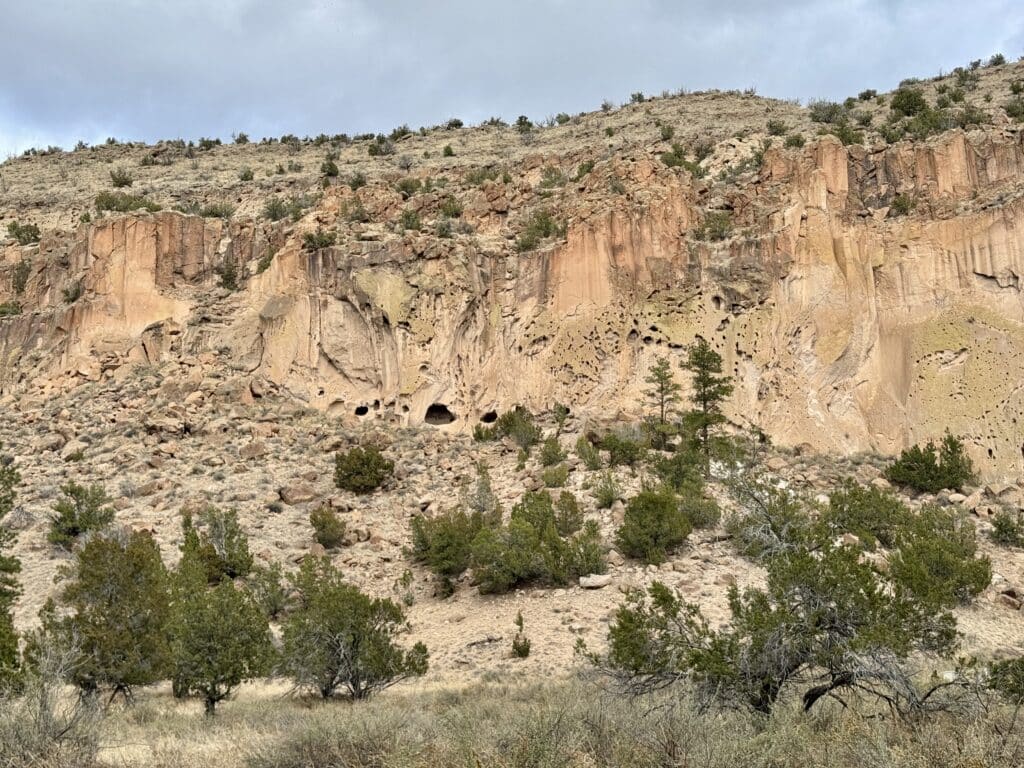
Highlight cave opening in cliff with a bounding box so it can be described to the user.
[480,410,498,424]
[354,405,369,416]
[425,403,457,425]
[712,295,724,310]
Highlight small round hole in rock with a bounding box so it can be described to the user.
[354,405,369,417]
[480,410,498,424]
[425,403,456,425]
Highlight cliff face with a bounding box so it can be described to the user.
[2,127,1024,478]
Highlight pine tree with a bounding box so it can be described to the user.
[41,530,171,700]
[0,450,21,686]
[645,356,681,425]
[644,356,682,449]
[681,338,733,474]
[48,482,115,550]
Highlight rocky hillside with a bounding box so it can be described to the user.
[2,56,1024,684]
[4,59,1024,480]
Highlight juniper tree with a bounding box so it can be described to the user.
[681,338,733,474]
[179,506,253,584]
[280,557,428,699]
[40,530,171,701]
[167,555,271,715]
[586,482,991,716]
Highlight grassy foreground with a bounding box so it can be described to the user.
[4,674,1023,768]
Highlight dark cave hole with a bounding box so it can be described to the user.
[354,405,369,416]
[480,410,498,424]
[425,403,457,425]
[712,295,724,310]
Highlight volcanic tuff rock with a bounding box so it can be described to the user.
[3,66,1024,479]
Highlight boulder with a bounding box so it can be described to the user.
[579,574,613,589]
[279,483,318,505]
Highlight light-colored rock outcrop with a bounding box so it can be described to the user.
[2,127,1024,478]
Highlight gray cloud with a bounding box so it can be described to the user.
[1,0,1022,157]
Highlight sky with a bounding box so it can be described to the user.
[1,0,1022,158]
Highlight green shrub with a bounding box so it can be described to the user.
[615,489,691,565]
[511,611,531,658]
[442,144,455,157]
[884,433,976,493]
[858,89,878,101]
[817,480,911,549]
[539,166,566,188]
[542,464,568,488]
[477,408,541,451]
[12,259,30,294]
[694,211,732,241]
[765,119,788,136]
[7,222,40,245]
[95,191,160,213]
[905,107,955,139]
[238,167,254,182]
[554,492,583,536]
[989,658,1024,702]
[890,193,915,216]
[280,557,428,700]
[249,562,288,620]
[889,505,991,608]
[890,87,929,117]
[784,134,805,148]
[48,483,115,550]
[601,432,646,467]
[808,100,846,124]
[303,228,337,251]
[320,158,339,178]
[516,209,565,252]
[573,160,595,181]
[991,509,1024,547]
[398,209,421,231]
[109,167,133,187]
[683,494,721,529]
[470,494,603,594]
[334,446,393,494]
[0,302,20,318]
[539,437,566,467]
[660,142,705,177]
[828,121,864,146]
[410,504,497,596]
[660,124,675,141]
[310,507,346,549]
[179,506,254,584]
[199,202,235,219]
[575,435,602,470]
[593,470,620,509]
[395,177,421,198]
[439,195,463,218]
[1005,98,1024,121]
[263,196,307,222]
[515,115,533,133]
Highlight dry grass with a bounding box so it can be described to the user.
[31,676,1015,768]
